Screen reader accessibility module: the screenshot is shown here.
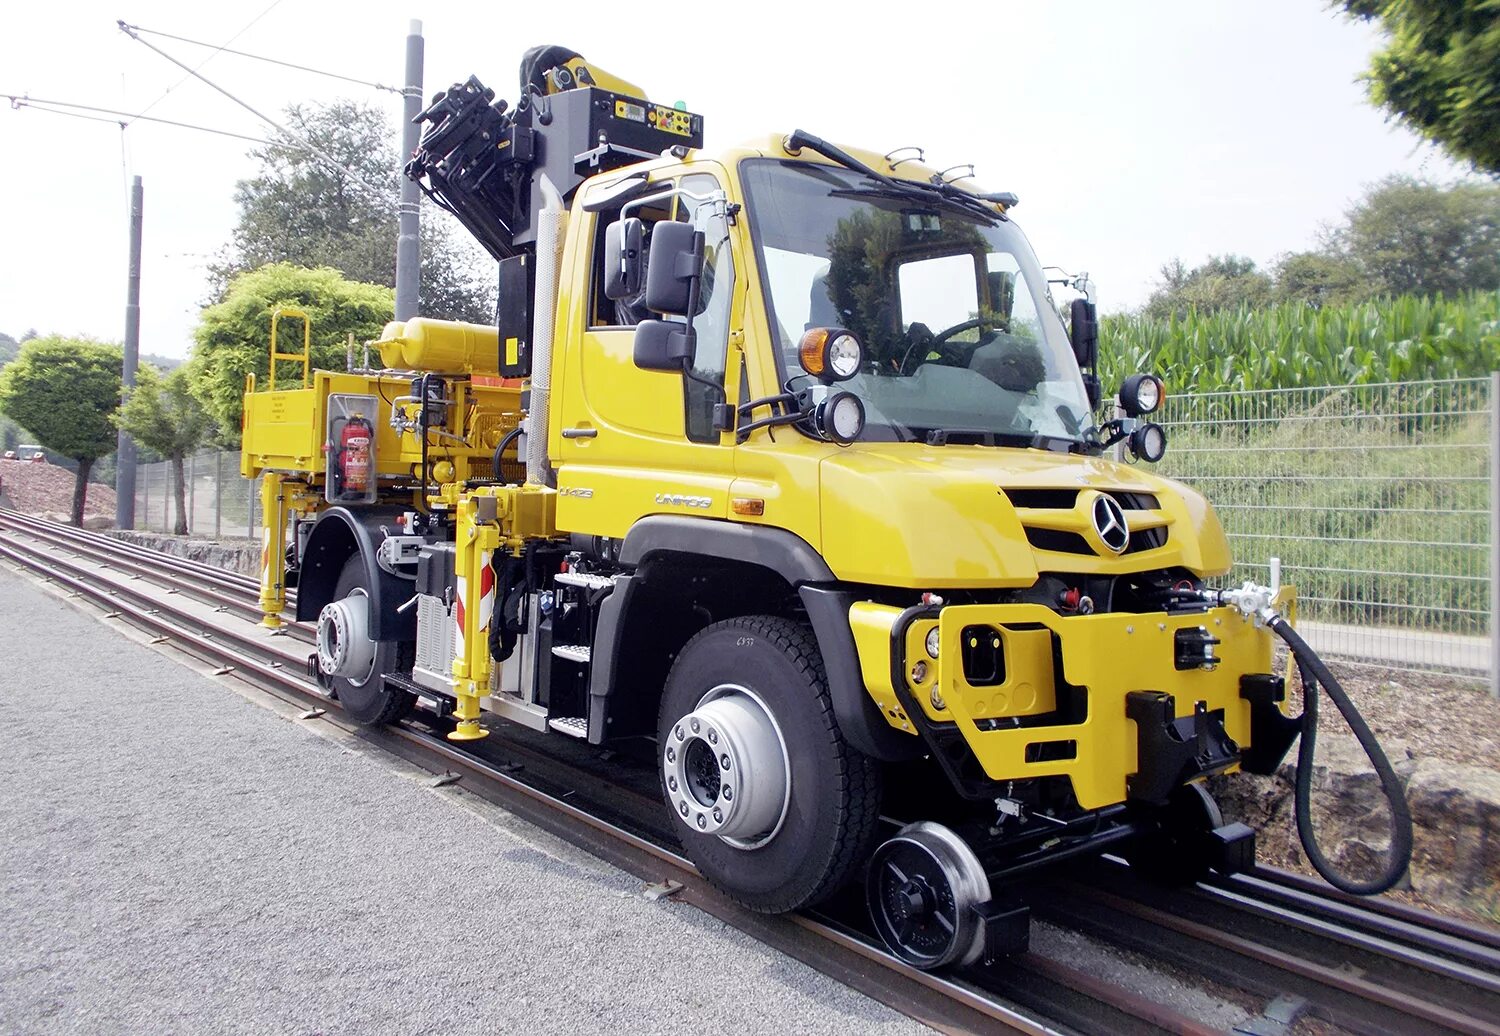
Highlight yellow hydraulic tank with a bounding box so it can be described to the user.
[375,318,501,374]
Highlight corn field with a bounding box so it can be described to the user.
[1100,291,1500,394]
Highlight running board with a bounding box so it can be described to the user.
[547,716,588,738]
[552,644,591,663]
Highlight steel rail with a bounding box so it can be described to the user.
[10,515,1497,1033]
[0,515,309,639]
[1044,879,1500,1036]
[0,508,268,595]
[0,528,1082,1036]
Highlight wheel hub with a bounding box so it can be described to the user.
[316,590,376,682]
[662,684,790,849]
[867,822,991,969]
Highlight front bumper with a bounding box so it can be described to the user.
[848,594,1295,810]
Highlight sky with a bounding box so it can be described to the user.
[0,0,1466,361]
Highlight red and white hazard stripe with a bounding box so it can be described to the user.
[453,552,496,669]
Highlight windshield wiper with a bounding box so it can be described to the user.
[785,128,999,225]
[923,428,1087,453]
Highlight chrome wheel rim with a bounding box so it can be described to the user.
[316,588,377,685]
[662,683,792,851]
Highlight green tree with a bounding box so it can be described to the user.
[1339,0,1500,174]
[1145,255,1275,319]
[1272,250,1370,306]
[115,366,211,535]
[190,263,394,436]
[1333,175,1500,297]
[210,100,495,323]
[0,337,122,525]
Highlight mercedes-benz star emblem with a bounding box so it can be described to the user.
[1091,494,1130,554]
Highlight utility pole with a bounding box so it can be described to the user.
[115,175,143,530]
[394,19,424,320]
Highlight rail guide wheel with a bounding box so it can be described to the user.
[867,821,994,969]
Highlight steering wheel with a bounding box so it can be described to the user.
[898,318,990,374]
[931,317,988,345]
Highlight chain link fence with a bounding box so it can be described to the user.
[1156,375,1496,685]
[132,450,262,541]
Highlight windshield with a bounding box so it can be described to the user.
[741,160,1094,446]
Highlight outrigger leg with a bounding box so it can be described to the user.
[449,493,500,741]
[258,472,287,629]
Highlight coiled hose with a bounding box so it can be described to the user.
[1265,612,1413,894]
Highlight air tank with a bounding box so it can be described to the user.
[375,318,501,374]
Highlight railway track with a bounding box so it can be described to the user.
[3,508,1497,1036]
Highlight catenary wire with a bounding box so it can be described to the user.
[126,0,287,126]
[122,22,400,94]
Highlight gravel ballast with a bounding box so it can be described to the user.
[0,568,926,1035]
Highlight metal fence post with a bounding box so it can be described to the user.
[188,453,196,536]
[1491,371,1499,699]
[215,451,223,541]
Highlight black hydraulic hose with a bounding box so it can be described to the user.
[491,427,522,482]
[1266,613,1413,895]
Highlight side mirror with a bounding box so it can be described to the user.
[634,318,695,372]
[644,221,704,315]
[1069,298,1098,370]
[603,217,643,301]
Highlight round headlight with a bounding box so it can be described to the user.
[1129,422,1167,463]
[1119,373,1164,416]
[799,327,863,383]
[925,626,940,659]
[827,333,863,380]
[817,391,865,444]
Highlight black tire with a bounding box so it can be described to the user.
[326,555,413,726]
[657,615,883,913]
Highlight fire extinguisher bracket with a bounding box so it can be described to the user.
[326,393,381,506]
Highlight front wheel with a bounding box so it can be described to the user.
[657,615,883,913]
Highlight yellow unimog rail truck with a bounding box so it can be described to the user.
[241,45,1410,969]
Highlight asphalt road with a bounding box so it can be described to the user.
[0,567,925,1035]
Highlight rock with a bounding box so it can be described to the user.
[1211,733,1500,915]
[104,530,262,576]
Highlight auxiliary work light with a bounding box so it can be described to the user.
[799,328,864,383]
[1119,373,1164,416]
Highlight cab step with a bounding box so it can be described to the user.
[552,644,592,663]
[555,571,616,590]
[548,716,588,738]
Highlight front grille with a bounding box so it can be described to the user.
[1126,526,1168,553]
[1003,488,1079,509]
[1024,527,1094,556]
[1006,486,1169,556]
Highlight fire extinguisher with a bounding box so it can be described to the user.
[332,413,373,500]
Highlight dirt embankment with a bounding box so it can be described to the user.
[0,458,116,524]
[1212,662,1500,925]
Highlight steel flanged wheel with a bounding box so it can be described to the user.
[1126,782,1224,886]
[662,685,791,848]
[867,821,992,970]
